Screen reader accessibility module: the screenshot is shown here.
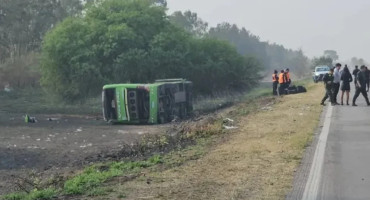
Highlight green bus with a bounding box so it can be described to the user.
[102,79,193,124]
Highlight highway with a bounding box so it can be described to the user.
[300,94,370,199]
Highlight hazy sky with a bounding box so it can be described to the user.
[167,0,370,62]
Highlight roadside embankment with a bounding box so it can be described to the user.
[104,83,324,199]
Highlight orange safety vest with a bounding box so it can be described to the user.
[272,73,278,82]
[279,73,286,84]
[286,72,291,81]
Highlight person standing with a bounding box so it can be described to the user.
[285,68,291,87]
[340,65,352,105]
[365,67,370,91]
[272,70,279,95]
[332,63,342,104]
[352,65,370,106]
[279,70,287,95]
[353,65,360,87]
[353,65,360,80]
[321,68,335,106]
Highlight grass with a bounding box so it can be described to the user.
[105,82,323,199]
[0,88,100,114]
[2,156,162,200]
[2,188,57,200]
[64,155,162,195]
[193,82,271,113]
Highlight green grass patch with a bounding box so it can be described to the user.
[64,155,162,195]
[1,156,162,199]
[3,188,57,200]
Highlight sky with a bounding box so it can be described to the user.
[167,0,370,62]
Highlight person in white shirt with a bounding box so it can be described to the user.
[332,63,342,105]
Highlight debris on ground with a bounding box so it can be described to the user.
[261,106,273,111]
[47,118,60,121]
[223,118,234,123]
[223,125,238,130]
[222,118,238,130]
[25,115,37,123]
[80,143,93,148]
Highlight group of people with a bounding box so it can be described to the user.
[272,68,292,95]
[321,63,370,106]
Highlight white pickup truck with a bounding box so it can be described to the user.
[313,65,330,83]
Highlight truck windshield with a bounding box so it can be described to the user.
[317,67,329,72]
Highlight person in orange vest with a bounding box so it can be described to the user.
[279,70,287,95]
[272,70,279,95]
[285,68,291,86]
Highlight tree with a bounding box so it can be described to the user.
[351,57,367,66]
[41,0,169,100]
[324,50,339,61]
[0,0,84,62]
[311,56,333,69]
[169,11,208,37]
[41,0,262,101]
[208,23,310,76]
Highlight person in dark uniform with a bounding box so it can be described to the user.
[340,65,352,105]
[278,70,287,95]
[321,68,335,106]
[353,65,360,84]
[272,70,279,95]
[352,65,370,106]
[365,67,370,92]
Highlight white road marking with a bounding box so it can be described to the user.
[302,105,333,200]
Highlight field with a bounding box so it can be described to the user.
[0,81,323,199]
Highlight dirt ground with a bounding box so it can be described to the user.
[0,111,168,195]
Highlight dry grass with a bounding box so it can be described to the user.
[106,83,324,200]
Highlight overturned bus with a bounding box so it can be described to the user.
[102,79,193,124]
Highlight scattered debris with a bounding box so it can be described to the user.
[75,128,83,132]
[222,118,238,130]
[4,83,12,92]
[25,115,37,123]
[27,145,40,149]
[261,106,273,111]
[223,118,234,123]
[223,125,239,130]
[47,118,60,122]
[80,143,93,148]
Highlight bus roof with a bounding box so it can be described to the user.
[103,79,191,89]
[103,83,163,89]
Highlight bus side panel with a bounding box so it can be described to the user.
[149,86,158,124]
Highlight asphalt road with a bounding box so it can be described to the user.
[302,93,370,200]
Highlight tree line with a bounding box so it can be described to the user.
[40,0,261,100]
[1,0,325,101]
[169,11,310,77]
